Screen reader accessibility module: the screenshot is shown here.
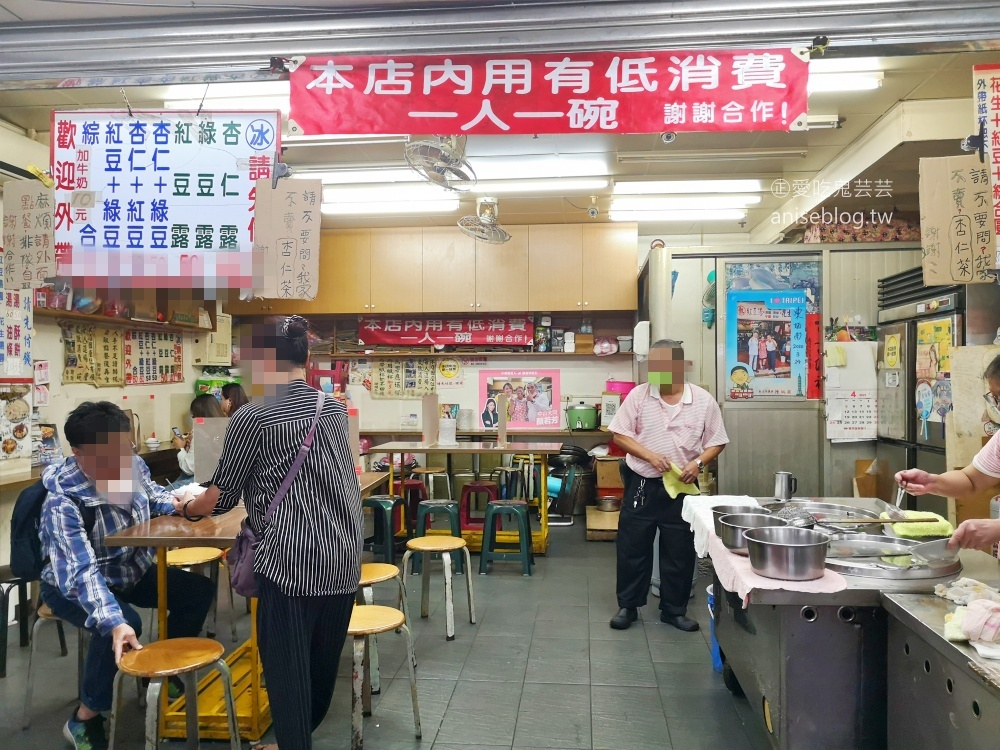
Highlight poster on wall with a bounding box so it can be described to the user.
[2,180,56,289]
[0,380,33,461]
[479,369,561,429]
[123,330,183,385]
[973,64,1000,267]
[370,358,436,399]
[251,178,321,300]
[436,358,465,389]
[725,290,808,399]
[914,316,955,431]
[1,288,33,377]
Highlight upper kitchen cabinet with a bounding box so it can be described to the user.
[582,223,638,311]
[323,229,373,314]
[422,227,477,313]
[369,228,423,313]
[527,224,584,312]
[475,229,529,313]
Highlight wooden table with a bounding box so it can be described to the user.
[370,442,562,554]
[105,471,389,743]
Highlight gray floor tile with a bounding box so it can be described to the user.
[648,638,714,665]
[590,639,656,687]
[525,638,590,685]
[536,604,589,621]
[432,745,511,750]
[591,685,672,750]
[436,680,522,745]
[533,617,589,640]
[654,662,728,692]
[658,688,742,719]
[666,716,754,750]
[513,683,591,749]
[460,635,530,682]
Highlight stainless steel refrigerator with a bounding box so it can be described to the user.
[875,268,1000,515]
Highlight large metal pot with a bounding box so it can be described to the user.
[718,514,787,556]
[712,505,770,537]
[744,526,831,581]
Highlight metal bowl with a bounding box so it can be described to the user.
[596,495,622,512]
[718,514,788,556]
[712,505,771,537]
[744,526,831,581]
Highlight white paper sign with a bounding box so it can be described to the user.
[2,181,56,289]
[1,289,33,377]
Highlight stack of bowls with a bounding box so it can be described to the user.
[717,514,788,556]
[711,505,770,537]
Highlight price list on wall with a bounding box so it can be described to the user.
[51,110,280,289]
[124,330,183,385]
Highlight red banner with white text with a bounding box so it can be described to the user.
[290,49,809,136]
[358,317,533,347]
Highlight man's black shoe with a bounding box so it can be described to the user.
[661,613,700,632]
[609,607,638,630]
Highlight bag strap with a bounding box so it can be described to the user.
[263,391,326,523]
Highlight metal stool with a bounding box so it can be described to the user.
[490,466,524,500]
[0,565,31,679]
[411,500,463,575]
[109,638,240,750]
[479,501,534,576]
[459,481,499,530]
[157,547,237,643]
[357,563,414,694]
[23,603,72,730]
[363,495,410,564]
[401,536,476,641]
[348,605,420,750]
[411,467,452,502]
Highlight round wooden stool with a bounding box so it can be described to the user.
[401,537,476,641]
[357,562,414,694]
[347,605,420,750]
[109,638,240,750]
[23,603,72,730]
[162,547,237,643]
[411,467,452,502]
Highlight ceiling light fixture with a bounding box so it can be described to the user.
[808,72,884,93]
[472,178,610,194]
[322,184,455,203]
[161,96,288,113]
[809,57,881,74]
[470,156,609,180]
[283,134,411,147]
[321,199,461,216]
[296,168,423,185]
[613,179,763,195]
[617,149,807,164]
[806,114,845,130]
[609,208,747,222]
[611,196,762,211]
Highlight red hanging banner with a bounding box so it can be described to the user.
[358,316,533,347]
[290,48,809,136]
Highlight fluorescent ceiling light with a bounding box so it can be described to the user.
[809,57,881,74]
[322,199,460,216]
[322,184,454,202]
[808,72,883,93]
[283,134,411,147]
[473,178,609,194]
[612,196,761,211]
[613,179,763,195]
[163,82,289,100]
[806,114,844,130]
[297,168,423,185]
[470,155,609,180]
[617,149,807,163]
[161,96,288,112]
[609,209,747,222]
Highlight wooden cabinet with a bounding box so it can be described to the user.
[370,228,423,313]
[582,223,638,310]
[527,225,584,311]
[323,229,372,313]
[475,229,528,312]
[422,228,476,312]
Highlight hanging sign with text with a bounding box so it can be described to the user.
[290,49,809,136]
[358,317,534,347]
[251,179,321,300]
[1,181,56,290]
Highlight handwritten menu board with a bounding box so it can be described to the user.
[93,328,125,387]
[920,154,997,284]
[370,358,436,400]
[1,180,56,290]
[251,179,321,300]
[1,289,33,377]
[973,65,1000,268]
[124,330,183,385]
[0,381,32,461]
[61,324,125,386]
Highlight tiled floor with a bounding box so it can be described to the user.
[0,525,772,749]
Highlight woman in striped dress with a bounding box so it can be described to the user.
[178,315,362,749]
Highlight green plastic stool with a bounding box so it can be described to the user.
[412,500,464,575]
[363,495,410,565]
[479,501,534,576]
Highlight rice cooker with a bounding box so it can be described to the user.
[566,402,598,430]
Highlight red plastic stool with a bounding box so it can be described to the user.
[393,479,429,535]
[460,481,500,530]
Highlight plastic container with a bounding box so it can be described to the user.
[605,380,636,398]
[617,336,633,352]
[707,584,723,673]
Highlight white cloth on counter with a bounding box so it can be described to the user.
[935,577,1000,606]
[682,495,758,557]
[971,641,1000,660]
[708,534,848,606]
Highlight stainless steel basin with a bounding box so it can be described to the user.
[718,514,787,556]
[744,526,830,581]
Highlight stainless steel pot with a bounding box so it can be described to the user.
[711,505,771,537]
[744,526,831,581]
[717,514,788,556]
[596,495,621,512]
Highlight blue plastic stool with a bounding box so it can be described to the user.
[479,501,534,576]
[363,495,410,565]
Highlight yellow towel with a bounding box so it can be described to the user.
[879,510,954,538]
[945,607,969,642]
[662,464,700,499]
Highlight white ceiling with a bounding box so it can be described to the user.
[1,50,998,237]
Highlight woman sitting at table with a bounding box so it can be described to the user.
[169,393,225,488]
[220,382,249,417]
[177,315,362,750]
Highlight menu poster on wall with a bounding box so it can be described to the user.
[725,290,808,400]
[1,289,33,377]
[370,358,436,399]
[479,369,561,429]
[51,110,280,289]
[93,328,125,387]
[973,64,1000,266]
[919,154,996,284]
[251,178,321,300]
[60,324,126,387]
[0,381,32,461]
[1,180,56,289]
[123,330,183,385]
[61,324,94,384]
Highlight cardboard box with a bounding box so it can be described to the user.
[595,456,624,489]
[575,333,595,350]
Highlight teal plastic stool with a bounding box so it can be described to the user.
[363,495,410,565]
[412,500,464,575]
[479,501,534,576]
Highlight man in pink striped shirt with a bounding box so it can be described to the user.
[607,340,729,631]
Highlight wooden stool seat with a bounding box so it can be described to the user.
[118,637,225,679]
[405,535,467,554]
[411,467,447,475]
[165,547,225,567]
[359,563,401,587]
[36,604,58,621]
[348,605,406,636]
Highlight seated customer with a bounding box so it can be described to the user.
[40,401,216,750]
[171,393,225,486]
[220,383,249,417]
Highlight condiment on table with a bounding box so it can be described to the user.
[370,441,562,554]
[105,471,389,742]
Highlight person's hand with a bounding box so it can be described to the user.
[111,623,141,665]
[171,436,185,451]
[679,461,700,484]
[949,518,1000,551]
[895,469,935,496]
[172,491,195,516]
[646,453,671,473]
